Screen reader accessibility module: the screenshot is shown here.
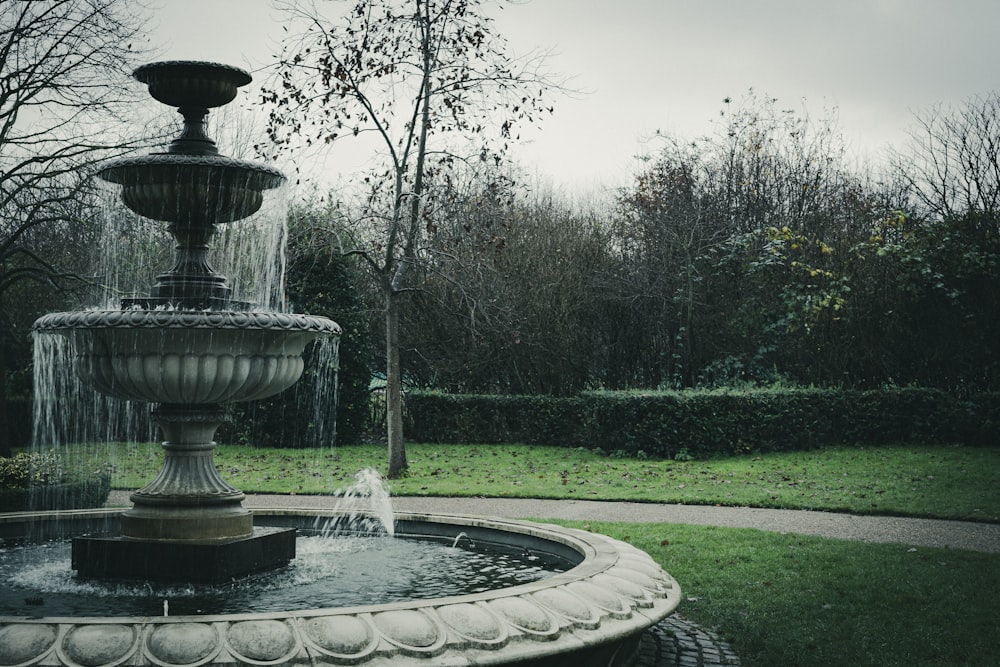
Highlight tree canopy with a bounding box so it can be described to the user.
[263,0,558,476]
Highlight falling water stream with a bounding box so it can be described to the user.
[88,182,290,313]
[28,181,338,494]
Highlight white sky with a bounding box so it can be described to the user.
[148,0,1000,194]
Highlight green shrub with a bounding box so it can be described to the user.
[405,392,589,445]
[405,388,998,457]
[0,450,111,512]
[0,476,112,512]
[0,450,62,488]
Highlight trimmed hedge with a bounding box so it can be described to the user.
[0,450,113,512]
[0,475,111,512]
[405,388,999,457]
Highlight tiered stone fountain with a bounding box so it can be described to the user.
[1,61,681,666]
[32,61,340,581]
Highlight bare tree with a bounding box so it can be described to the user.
[896,92,1000,220]
[883,93,1000,387]
[0,0,152,454]
[263,0,557,477]
[399,177,613,396]
[614,93,867,387]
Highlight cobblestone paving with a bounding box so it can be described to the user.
[637,615,742,666]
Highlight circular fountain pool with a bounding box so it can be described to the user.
[0,509,680,667]
[1,532,569,617]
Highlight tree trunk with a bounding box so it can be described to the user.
[385,289,407,478]
[0,293,12,458]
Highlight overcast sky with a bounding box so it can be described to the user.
[149,0,999,193]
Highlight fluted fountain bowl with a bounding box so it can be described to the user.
[98,154,285,225]
[134,60,251,109]
[33,310,340,404]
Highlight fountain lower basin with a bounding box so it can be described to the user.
[0,509,681,667]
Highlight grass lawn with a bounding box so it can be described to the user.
[59,440,1000,666]
[563,520,999,667]
[91,441,1000,521]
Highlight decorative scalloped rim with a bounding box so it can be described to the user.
[143,622,223,667]
[224,619,302,665]
[32,310,341,335]
[56,623,140,667]
[134,61,252,86]
[0,511,682,667]
[97,153,285,187]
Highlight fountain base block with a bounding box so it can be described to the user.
[71,526,296,582]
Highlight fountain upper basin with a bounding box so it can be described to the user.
[98,153,286,224]
[32,309,340,404]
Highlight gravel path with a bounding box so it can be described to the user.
[385,496,1000,554]
[107,491,1000,553]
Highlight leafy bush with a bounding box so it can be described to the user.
[0,450,62,488]
[405,392,589,445]
[405,388,998,457]
[0,450,111,512]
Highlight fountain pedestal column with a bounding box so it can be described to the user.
[122,404,251,541]
[73,405,296,582]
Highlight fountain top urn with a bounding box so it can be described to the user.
[97,60,284,226]
[134,60,252,110]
